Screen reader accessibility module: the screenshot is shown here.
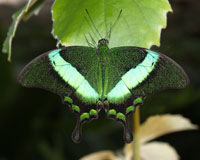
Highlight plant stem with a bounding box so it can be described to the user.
[133,106,140,160]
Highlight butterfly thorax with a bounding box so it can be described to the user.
[96,39,110,100]
[97,39,109,65]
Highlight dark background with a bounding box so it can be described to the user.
[0,0,199,159]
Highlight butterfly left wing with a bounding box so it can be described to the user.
[105,46,189,143]
[18,47,101,143]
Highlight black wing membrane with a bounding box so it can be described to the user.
[106,47,147,95]
[18,47,101,143]
[132,49,189,96]
[59,46,100,93]
[18,51,72,95]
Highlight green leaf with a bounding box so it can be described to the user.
[52,0,172,48]
[2,0,45,61]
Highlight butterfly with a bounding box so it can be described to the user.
[18,38,189,143]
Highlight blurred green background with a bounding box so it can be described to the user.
[0,0,199,160]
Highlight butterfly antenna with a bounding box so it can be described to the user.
[89,32,97,46]
[84,33,95,48]
[85,9,102,39]
[107,24,112,41]
[106,9,122,40]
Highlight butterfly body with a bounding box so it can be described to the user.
[18,39,189,143]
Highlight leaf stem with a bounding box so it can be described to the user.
[133,106,140,160]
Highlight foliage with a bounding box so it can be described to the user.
[2,0,45,61]
[2,0,172,61]
[52,0,172,48]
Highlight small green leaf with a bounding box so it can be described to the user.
[2,0,45,61]
[52,0,172,48]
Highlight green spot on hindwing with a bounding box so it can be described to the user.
[116,112,126,121]
[89,109,97,116]
[72,104,80,113]
[133,97,143,106]
[80,112,90,121]
[126,106,135,114]
[64,96,73,104]
[108,109,117,116]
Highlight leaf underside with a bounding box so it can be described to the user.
[52,0,172,48]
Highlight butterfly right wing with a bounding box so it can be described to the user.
[104,46,189,143]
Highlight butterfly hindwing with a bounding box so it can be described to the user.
[18,47,101,143]
[62,94,99,143]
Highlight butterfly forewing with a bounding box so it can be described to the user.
[107,47,189,101]
[18,50,73,96]
[129,49,189,96]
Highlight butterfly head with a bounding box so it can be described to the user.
[98,39,109,47]
[97,98,109,111]
[97,39,109,64]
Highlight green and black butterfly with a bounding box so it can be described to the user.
[18,38,189,143]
